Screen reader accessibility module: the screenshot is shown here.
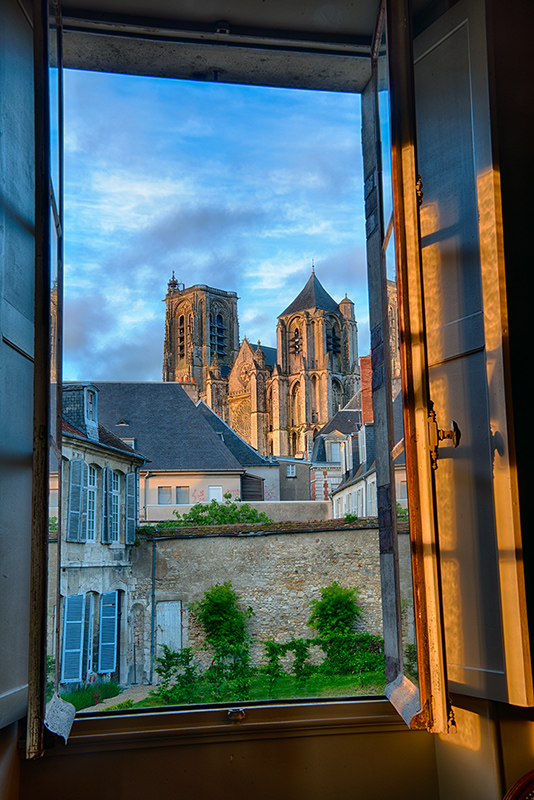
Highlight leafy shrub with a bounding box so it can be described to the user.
[190,581,255,700]
[308,581,363,674]
[154,645,202,704]
[138,493,273,535]
[344,513,359,523]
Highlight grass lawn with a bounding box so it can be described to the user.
[132,670,386,709]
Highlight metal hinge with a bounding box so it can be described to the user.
[416,174,424,206]
[428,402,461,469]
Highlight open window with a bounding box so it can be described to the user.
[26,0,532,763]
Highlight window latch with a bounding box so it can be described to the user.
[428,402,461,469]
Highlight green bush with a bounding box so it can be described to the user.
[308,581,363,674]
[190,581,255,700]
[138,493,273,535]
[154,645,202,704]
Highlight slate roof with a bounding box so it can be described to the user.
[316,409,361,438]
[86,382,244,472]
[195,400,277,468]
[58,420,145,463]
[279,272,340,317]
[260,346,277,368]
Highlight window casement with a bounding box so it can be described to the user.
[67,459,89,542]
[208,485,223,502]
[111,472,120,542]
[328,441,341,462]
[176,486,189,504]
[86,466,97,541]
[101,466,113,544]
[158,486,172,505]
[83,593,96,677]
[286,463,296,478]
[98,591,118,674]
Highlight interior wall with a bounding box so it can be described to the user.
[0,726,19,800]
[20,727,439,800]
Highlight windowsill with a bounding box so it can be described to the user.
[43,698,413,757]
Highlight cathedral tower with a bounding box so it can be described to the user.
[162,274,239,399]
[267,268,359,457]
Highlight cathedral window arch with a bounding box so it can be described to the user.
[178,315,185,358]
[332,379,342,415]
[290,325,301,355]
[210,310,227,358]
[290,381,300,427]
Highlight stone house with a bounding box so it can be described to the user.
[48,384,145,685]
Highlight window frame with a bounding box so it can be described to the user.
[29,0,454,757]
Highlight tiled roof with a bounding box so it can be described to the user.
[195,400,276,468]
[279,272,339,317]
[88,382,243,472]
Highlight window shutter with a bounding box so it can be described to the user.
[83,594,94,676]
[101,467,112,543]
[61,594,85,683]
[80,460,89,542]
[67,459,84,542]
[98,591,118,673]
[125,472,136,545]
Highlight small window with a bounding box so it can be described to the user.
[158,486,172,505]
[286,463,296,477]
[176,486,189,504]
[111,472,120,542]
[86,389,96,421]
[86,466,97,541]
[120,437,136,449]
[208,486,223,502]
[329,441,341,462]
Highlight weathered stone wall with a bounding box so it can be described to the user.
[130,527,384,673]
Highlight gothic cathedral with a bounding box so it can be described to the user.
[163,269,359,458]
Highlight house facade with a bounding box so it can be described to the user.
[49,384,145,685]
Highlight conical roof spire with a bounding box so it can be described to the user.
[279,270,339,317]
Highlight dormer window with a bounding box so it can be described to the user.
[86,390,96,421]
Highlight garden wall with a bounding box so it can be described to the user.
[129,525,414,674]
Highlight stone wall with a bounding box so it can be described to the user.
[130,526,385,674]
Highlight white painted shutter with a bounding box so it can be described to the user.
[101,467,112,543]
[125,472,136,545]
[67,459,86,542]
[98,591,118,673]
[61,594,85,683]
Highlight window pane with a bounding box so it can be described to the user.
[158,487,172,505]
[176,486,189,504]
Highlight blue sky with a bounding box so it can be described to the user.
[61,69,369,381]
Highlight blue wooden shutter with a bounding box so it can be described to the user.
[67,459,86,542]
[125,472,136,545]
[83,594,94,676]
[80,461,89,542]
[61,594,85,683]
[98,591,118,673]
[101,466,112,543]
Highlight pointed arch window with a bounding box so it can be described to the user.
[178,314,185,358]
[290,326,301,355]
[210,312,227,358]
